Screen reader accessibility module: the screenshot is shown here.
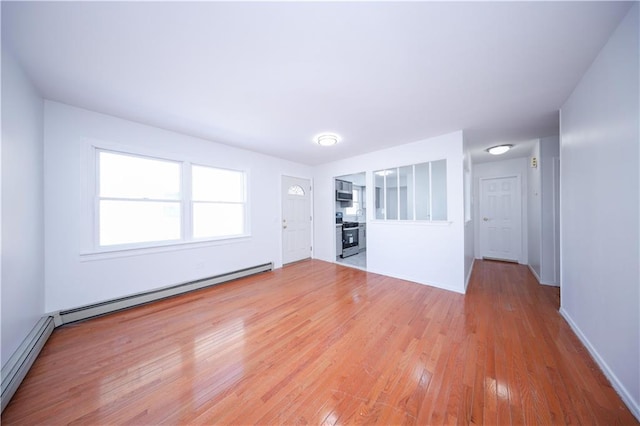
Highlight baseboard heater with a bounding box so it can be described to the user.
[1,262,272,413]
[1,316,55,412]
[54,262,273,326]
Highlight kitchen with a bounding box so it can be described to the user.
[335,172,366,269]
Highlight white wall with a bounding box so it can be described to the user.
[527,141,542,278]
[560,3,639,418]
[463,146,474,289]
[527,136,561,286]
[43,102,311,312]
[314,131,466,293]
[1,46,45,366]
[473,157,528,263]
[539,136,559,285]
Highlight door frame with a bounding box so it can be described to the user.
[281,175,313,266]
[478,174,524,264]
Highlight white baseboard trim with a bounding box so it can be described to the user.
[1,316,55,412]
[527,265,560,287]
[465,258,476,291]
[1,263,273,413]
[366,267,465,294]
[527,264,542,283]
[559,307,640,422]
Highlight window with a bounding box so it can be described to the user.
[96,149,247,249]
[287,185,305,196]
[98,151,182,246]
[192,165,245,239]
[374,160,447,221]
[344,187,361,215]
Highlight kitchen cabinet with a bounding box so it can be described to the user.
[358,223,366,250]
[335,179,353,193]
[336,225,342,257]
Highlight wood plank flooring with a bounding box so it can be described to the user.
[2,260,637,425]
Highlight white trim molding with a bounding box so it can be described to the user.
[465,258,475,291]
[528,264,560,287]
[560,307,640,422]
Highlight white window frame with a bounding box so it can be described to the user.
[95,149,184,248]
[87,145,250,256]
[373,160,448,223]
[190,162,248,242]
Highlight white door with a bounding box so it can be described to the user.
[480,176,522,262]
[282,176,311,264]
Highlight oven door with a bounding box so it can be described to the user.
[342,227,359,249]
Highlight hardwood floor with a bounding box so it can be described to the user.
[2,260,637,425]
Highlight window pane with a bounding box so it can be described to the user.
[287,185,304,196]
[399,166,413,220]
[192,166,244,202]
[375,173,385,219]
[415,162,431,220]
[100,200,180,246]
[193,203,244,238]
[385,169,398,220]
[99,151,181,200]
[345,188,359,215]
[431,159,448,220]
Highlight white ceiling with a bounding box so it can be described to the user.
[2,1,632,165]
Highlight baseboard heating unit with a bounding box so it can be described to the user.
[54,262,273,326]
[0,262,273,413]
[1,316,55,412]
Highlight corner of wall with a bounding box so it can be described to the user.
[1,44,46,368]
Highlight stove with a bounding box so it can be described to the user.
[341,222,360,258]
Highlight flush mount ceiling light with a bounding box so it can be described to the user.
[315,133,339,146]
[486,144,513,155]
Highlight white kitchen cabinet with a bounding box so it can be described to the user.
[358,224,366,250]
[336,225,342,257]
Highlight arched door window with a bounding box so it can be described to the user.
[287,185,305,196]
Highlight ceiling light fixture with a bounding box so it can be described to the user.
[486,144,513,155]
[315,133,339,146]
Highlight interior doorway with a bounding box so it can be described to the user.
[334,172,367,270]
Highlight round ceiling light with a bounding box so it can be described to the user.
[315,133,339,146]
[486,144,513,155]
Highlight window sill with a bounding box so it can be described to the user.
[79,235,251,262]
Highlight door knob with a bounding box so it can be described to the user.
[483,217,489,221]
